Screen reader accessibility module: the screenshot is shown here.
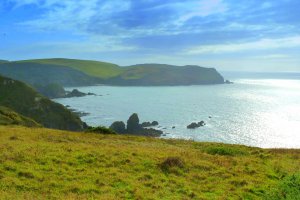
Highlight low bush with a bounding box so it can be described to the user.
[86,126,117,134]
[205,146,248,156]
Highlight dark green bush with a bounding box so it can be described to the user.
[205,146,248,156]
[86,126,116,135]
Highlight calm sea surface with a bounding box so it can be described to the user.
[55,72,300,148]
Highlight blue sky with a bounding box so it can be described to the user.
[1,0,300,71]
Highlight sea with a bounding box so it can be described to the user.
[54,71,300,148]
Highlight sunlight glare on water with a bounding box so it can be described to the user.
[55,77,300,148]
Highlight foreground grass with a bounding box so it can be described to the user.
[0,126,299,200]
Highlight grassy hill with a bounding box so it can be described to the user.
[0,62,99,86]
[0,58,225,86]
[17,58,123,79]
[0,60,8,64]
[106,64,224,85]
[0,106,41,127]
[0,126,299,199]
[0,75,85,131]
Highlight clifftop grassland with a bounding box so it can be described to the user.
[0,126,299,200]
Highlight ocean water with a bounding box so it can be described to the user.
[55,72,300,148]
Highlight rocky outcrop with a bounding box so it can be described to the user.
[111,113,163,137]
[35,83,96,99]
[65,89,86,98]
[141,121,159,127]
[187,121,206,129]
[127,113,141,132]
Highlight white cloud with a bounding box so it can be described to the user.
[176,0,227,24]
[185,36,300,55]
[253,54,291,59]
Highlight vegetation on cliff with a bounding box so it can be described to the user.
[0,75,85,131]
[0,106,40,127]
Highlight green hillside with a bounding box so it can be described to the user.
[17,58,123,79]
[0,126,299,199]
[106,64,224,85]
[1,58,225,86]
[0,60,8,64]
[0,62,99,86]
[0,75,85,131]
[0,106,41,127]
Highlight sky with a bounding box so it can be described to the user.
[0,0,300,72]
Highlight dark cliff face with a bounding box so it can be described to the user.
[0,75,84,131]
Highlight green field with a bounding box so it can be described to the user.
[0,126,299,199]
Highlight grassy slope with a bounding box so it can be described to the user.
[0,60,8,64]
[15,59,224,84]
[0,106,41,127]
[17,58,123,79]
[0,126,299,200]
[0,75,84,131]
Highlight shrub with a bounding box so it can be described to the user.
[109,121,126,133]
[86,126,116,134]
[205,146,248,156]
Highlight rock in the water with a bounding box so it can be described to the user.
[65,89,86,98]
[187,121,205,129]
[141,121,152,127]
[87,92,96,96]
[127,113,141,132]
[109,113,163,137]
[225,80,234,84]
[138,128,163,137]
[151,121,159,126]
[110,121,126,133]
[172,126,175,129]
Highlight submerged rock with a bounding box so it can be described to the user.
[151,121,159,126]
[225,80,234,84]
[187,121,205,129]
[141,122,152,127]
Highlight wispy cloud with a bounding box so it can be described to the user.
[185,36,300,55]
[2,0,300,71]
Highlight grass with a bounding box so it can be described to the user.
[0,106,41,127]
[0,126,299,199]
[17,58,123,79]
